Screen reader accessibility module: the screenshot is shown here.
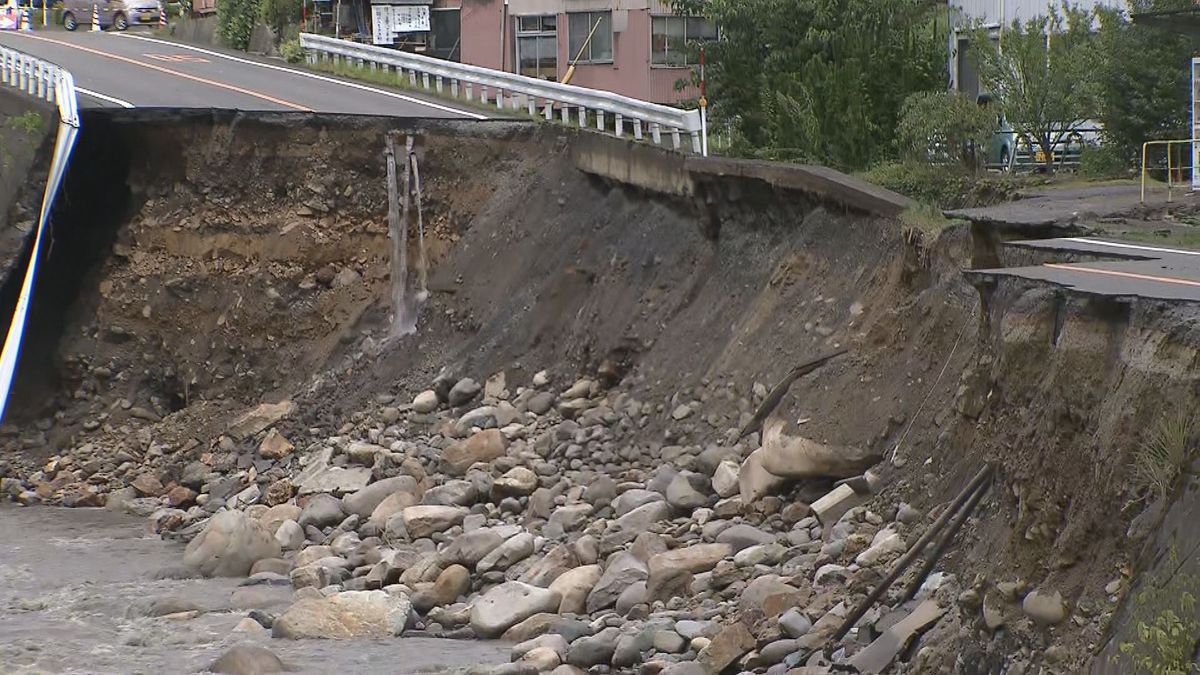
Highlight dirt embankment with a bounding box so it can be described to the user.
[0,90,54,287]
[0,110,1194,672]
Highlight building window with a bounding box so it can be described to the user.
[568,11,613,64]
[517,15,558,80]
[431,8,461,61]
[651,15,717,67]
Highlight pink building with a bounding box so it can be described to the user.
[428,0,714,105]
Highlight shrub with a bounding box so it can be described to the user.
[861,161,1024,210]
[896,90,996,169]
[1080,144,1132,180]
[280,38,303,64]
[258,0,300,41]
[7,111,42,135]
[1117,548,1200,675]
[1131,412,1194,504]
[217,0,257,50]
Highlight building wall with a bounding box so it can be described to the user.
[950,0,1122,27]
[458,0,698,104]
[947,0,1124,93]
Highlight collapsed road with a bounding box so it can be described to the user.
[1,86,1200,675]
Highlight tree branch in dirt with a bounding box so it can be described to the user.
[735,348,848,441]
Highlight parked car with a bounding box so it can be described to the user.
[976,94,1100,172]
[61,0,161,30]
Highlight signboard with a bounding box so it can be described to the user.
[0,8,20,30]
[372,4,430,45]
[372,6,394,44]
[1193,57,1199,190]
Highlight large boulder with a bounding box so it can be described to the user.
[402,505,468,539]
[470,582,562,638]
[738,448,786,504]
[343,476,419,518]
[759,418,881,479]
[648,544,730,579]
[298,493,345,529]
[493,467,540,497]
[711,460,740,498]
[295,447,371,496]
[666,472,710,510]
[477,532,535,573]
[549,564,602,614]
[715,524,775,552]
[520,543,580,587]
[209,645,286,674]
[586,552,648,613]
[369,490,421,525]
[442,528,506,567]
[183,510,281,577]
[272,590,412,639]
[257,503,302,536]
[442,429,507,475]
[612,489,664,517]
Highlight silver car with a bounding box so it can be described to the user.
[61,0,162,31]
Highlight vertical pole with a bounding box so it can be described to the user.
[699,47,709,157]
[1168,143,1174,203]
[500,0,509,72]
[998,0,1005,53]
[385,134,402,335]
[1192,58,1199,191]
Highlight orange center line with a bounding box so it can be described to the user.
[1043,262,1200,289]
[16,33,310,111]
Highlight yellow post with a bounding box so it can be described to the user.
[1168,142,1173,203]
[1141,141,1148,204]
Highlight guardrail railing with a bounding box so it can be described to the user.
[298,33,704,153]
[1140,139,1194,203]
[0,45,80,420]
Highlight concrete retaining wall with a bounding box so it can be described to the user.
[570,131,913,218]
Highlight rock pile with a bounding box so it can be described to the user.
[1,367,980,673]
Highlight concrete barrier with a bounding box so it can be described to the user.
[571,131,913,218]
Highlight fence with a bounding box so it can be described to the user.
[1140,139,1195,203]
[0,45,80,420]
[298,33,705,153]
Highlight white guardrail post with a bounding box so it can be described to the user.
[0,46,81,421]
[298,33,704,153]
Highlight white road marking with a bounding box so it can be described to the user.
[75,86,134,108]
[1061,237,1200,258]
[114,33,488,119]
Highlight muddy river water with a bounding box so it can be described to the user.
[0,506,508,674]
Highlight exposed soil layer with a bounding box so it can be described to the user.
[0,110,1196,673]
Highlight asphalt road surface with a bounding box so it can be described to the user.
[0,29,485,118]
[973,237,1200,302]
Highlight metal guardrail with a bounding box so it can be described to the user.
[1140,139,1194,203]
[0,43,78,118]
[298,33,704,153]
[0,45,80,420]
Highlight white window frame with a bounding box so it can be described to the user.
[516,14,559,81]
[650,14,717,68]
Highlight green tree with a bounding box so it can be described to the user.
[1093,0,1200,162]
[218,0,257,50]
[671,0,945,171]
[896,90,996,169]
[259,0,300,42]
[969,3,1098,172]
